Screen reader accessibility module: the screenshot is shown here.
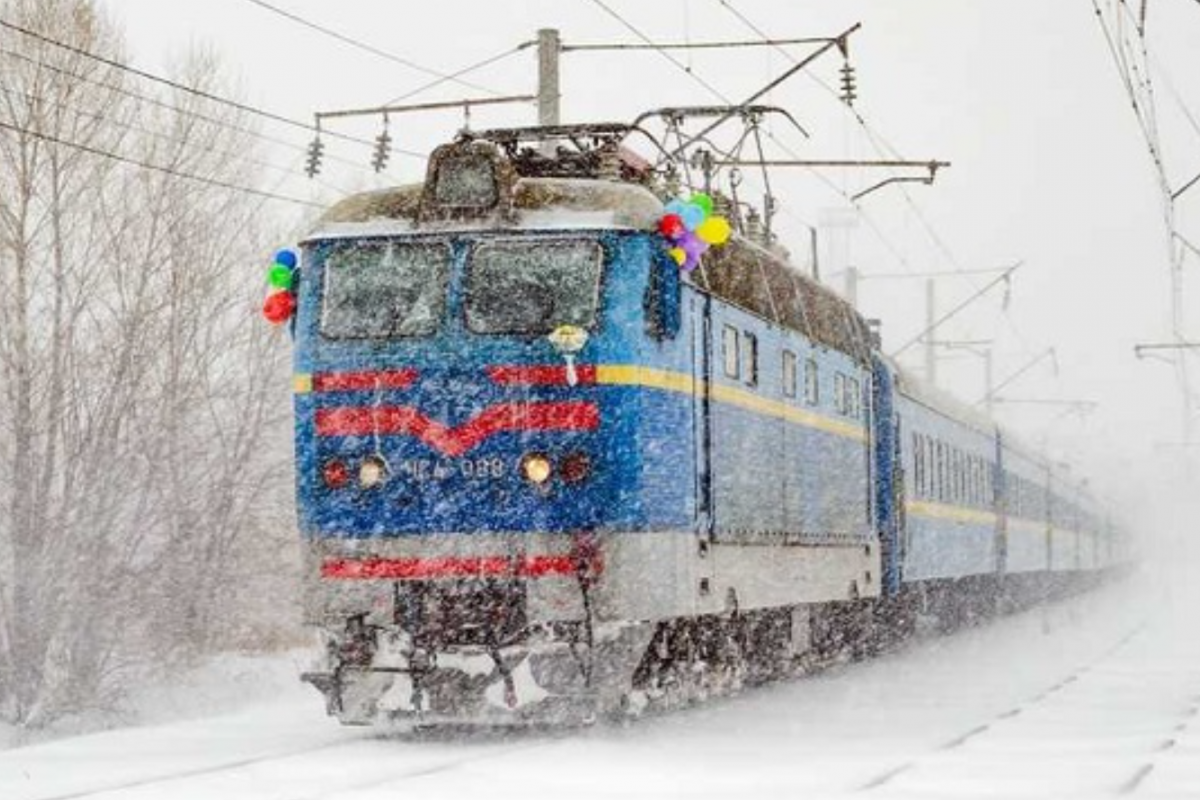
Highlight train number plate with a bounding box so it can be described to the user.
[395,457,507,482]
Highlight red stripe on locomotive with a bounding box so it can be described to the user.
[486,364,597,386]
[312,369,419,392]
[321,554,601,579]
[314,401,599,456]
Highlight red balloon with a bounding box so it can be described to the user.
[658,213,685,241]
[263,291,296,324]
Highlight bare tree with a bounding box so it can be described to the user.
[0,0,297,729]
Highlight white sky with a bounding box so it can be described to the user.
[99,0,1200,525]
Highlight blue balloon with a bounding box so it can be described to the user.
[679,203,706,232]
[274,249,298,269]
[664,199,688,218]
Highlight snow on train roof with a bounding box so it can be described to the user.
[305,177,662,241]
[891,360,997,436]
[891,360,1065,474]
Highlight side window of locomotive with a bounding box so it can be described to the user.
[321,241,450,339]
[465,239,603,335]
[722,325,740,379]
[804,358,819,405]
[835,373,859,416]
[913,433,925,498]
[782,350,798,398]
[742,332,758,387]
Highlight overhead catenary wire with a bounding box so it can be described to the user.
[1088,0,1197,447]
[586,0,734,103]
[0,118,325,209]
[0,44,417,175]
[0,16,420,158]
[239,0,505,98]
[0,81,354,197]
[579,0,941,304]
[716,0,1044,367]
[385,41,534,105]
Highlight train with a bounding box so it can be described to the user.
[279,120,1129,726]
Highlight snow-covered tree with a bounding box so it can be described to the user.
[0,0,295,728]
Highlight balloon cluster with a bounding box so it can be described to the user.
[262,249,298,325]
[657,193,732,272]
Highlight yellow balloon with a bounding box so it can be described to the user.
[668,247,687,265]
[696,216,732,245]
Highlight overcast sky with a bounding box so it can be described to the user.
[101,0,1200,527]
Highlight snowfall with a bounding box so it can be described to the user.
[2,559,1198,800]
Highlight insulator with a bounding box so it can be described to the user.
[840,62,858,106]
[305,137,325,178]
[371,129,392,173]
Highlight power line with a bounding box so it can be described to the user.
[386,41,533,105]
[0,118,325,208]
[586,0,733,103]
[239,0,503,97]
[0,81,354,196]
[0,45,414,175]
[0,16,417,157]
[578,1,932,292]
[716,0,1044,364]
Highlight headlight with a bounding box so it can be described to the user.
[519,453,553,485]
[359,455,389,488]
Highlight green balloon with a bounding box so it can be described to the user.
[268,264,295,290]
[691,192,714,217]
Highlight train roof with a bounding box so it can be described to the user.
[891,361,997,437]
[306,176,663,241]
[692,236,875,363]
[303,135,875,362]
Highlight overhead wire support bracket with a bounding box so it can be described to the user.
[712,158,949,201]
[975,347,1058,408]
[633,105,810,139]
[890,262,1022,359]
[668,22,863,159]
[1171,169,1200,201]
[315,94,536,124]
[561,35,843,52]
[1134,342,1200,358]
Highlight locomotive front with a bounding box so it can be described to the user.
[291,135,676,724]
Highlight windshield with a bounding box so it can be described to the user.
[464,239,603,335]
[320,241,450,339]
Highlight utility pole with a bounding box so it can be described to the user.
[844,265,859,307]
[537,28,561,157]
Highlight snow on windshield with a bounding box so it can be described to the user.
[321,241,450,338]
[464,239,603,335]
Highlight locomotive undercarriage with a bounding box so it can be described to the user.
[303,576,657,726]
[302,566,1121,727]
[302,575,888,726]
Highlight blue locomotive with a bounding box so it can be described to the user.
[284,124,1124,725]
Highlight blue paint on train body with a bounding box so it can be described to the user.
[291,220,1108,584]
[871,356,902,597]
[293,230,695,539]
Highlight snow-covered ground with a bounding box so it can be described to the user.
[2,569,1196,800]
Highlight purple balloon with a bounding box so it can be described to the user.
[680,230,708,260]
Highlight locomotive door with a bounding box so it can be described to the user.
[690,292,714,540]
